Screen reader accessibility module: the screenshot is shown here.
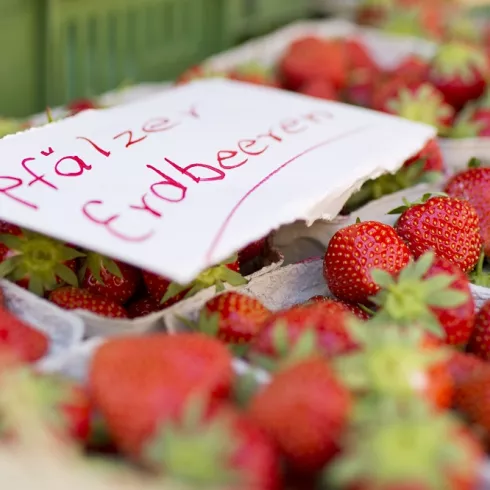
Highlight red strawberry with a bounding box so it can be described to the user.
[382,82,455,135]
[391,55,430,82]
[0,308,49,362]
[48,286,128,318]
[298,78,338,101]
[249,301,359,367]
[371,75,410,112]
[429,42,488,111]
[0,227,83,297]
[89,333,234,459]
[451,103,490,138]
[238,237,268,265]
[306,296,370,320]
[369,252,475,346]
[149,255,247,306]
[444,162,490,258]
[467,300,490,361]
[344,38,377,73]
[192,292,271,348]
[344,67,380,107]
[448,351,489,392]
[249,358,351,473]
[80,252,140,304]
[392,194,482,273]
[403,138,444,173]
[279,37,347,91]
[327,403,483,490]
[323,221,412,304]
[144,404,281,490]
[0,220,21,262]
[67,98,98,115]
[336,322,453,410]
[126,296,163,319]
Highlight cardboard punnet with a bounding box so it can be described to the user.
[201,18,490,173]
[0,78,434,336]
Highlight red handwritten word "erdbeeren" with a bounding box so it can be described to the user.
[81,109,334,242]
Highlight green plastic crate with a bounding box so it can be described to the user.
[225,0,310,44]
[45,0,224,107]
[0,0,45,117]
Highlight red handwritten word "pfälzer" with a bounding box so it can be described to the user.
[81,109,335,242]
[0,105,200,211]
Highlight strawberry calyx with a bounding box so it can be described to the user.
[79,251,123,285]
[469,248,490,287]
[450,104,486,138]
[381,8,426,39]
[230,62,276,82]
[161,254,247,304]
[0,229,84,296]
[386,84,454,134]
[431,42,487,83]
[387,192,448,215]
[145,399,240,485]
[326,401,472,490]
[468,157,482,169]
[368,251,469,337]
[249,321,320,372]
[334,321,448,398]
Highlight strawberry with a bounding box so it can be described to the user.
[249,301,359,368]
[189,292,271,349]
[448,351,489,392]
[451,103,490,138]
[356,0,394,26]
[249,358,351,473]
[89,333,234,459]
[391,193,482,273]
[343,67,379,107]
[371,75,411,112]
[0,308,49,362]
[0,220,21,261]
[0,228,83,297]
[67,98,98,116]
[444,161,490,258]
[279,37,347,91]
[402,137,444,174]
[391,54,430,82]
[323,221,412,304]
[429,42,488,111]
[369,252,475,346]
[0,287,4,307]
[79,252,140,304]
[306,296,370,320]
[298,78,338,101]
[383,82,455,135]
[126,296,163,319]
[326,402,483,490]
[142,271,189,307]
[145,403,281,490]
[238,237,267,265]
[48,286,128,318]
[467,300,490,361]
[344,38,377,73]
[335,321,453,410]
[157,255,247,305]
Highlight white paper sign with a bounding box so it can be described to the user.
[0,80,435,284]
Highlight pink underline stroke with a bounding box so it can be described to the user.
[205,125,369,263]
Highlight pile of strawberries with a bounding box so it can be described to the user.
[0,221,270,319]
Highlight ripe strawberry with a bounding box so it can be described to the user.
[67,98,98,116]
[390,54,430,82]
[343,67,379,107]
[298,78,338,101]
[444,161,490,258]
[448,351,489,392]
[249,301,359,368]
[392,194,482,273]
[369,252,475,346]
[335,322,453,410]
[126,296,163,319]
[429,42,488,110]
[402,137,444,173]
[344,38,377,73]
[0,228,83,297]
[249,358,351,474]
[191,292,271,348]
[238,237,267,264]
[467,300,490,361]
[306,296,370,320]
[145,404,281,490]
[371,75,410,112]
[0,220,21,261]
[145,255,247,306]
[89,333,234,459]
[451,103,490,138]
[80,252,140,304]
[323,221,412,304]
[326,403,483,490]
[0,308,49,362]
[383,82,455,135]
[279,37,347,91]
[48,286,128,318]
